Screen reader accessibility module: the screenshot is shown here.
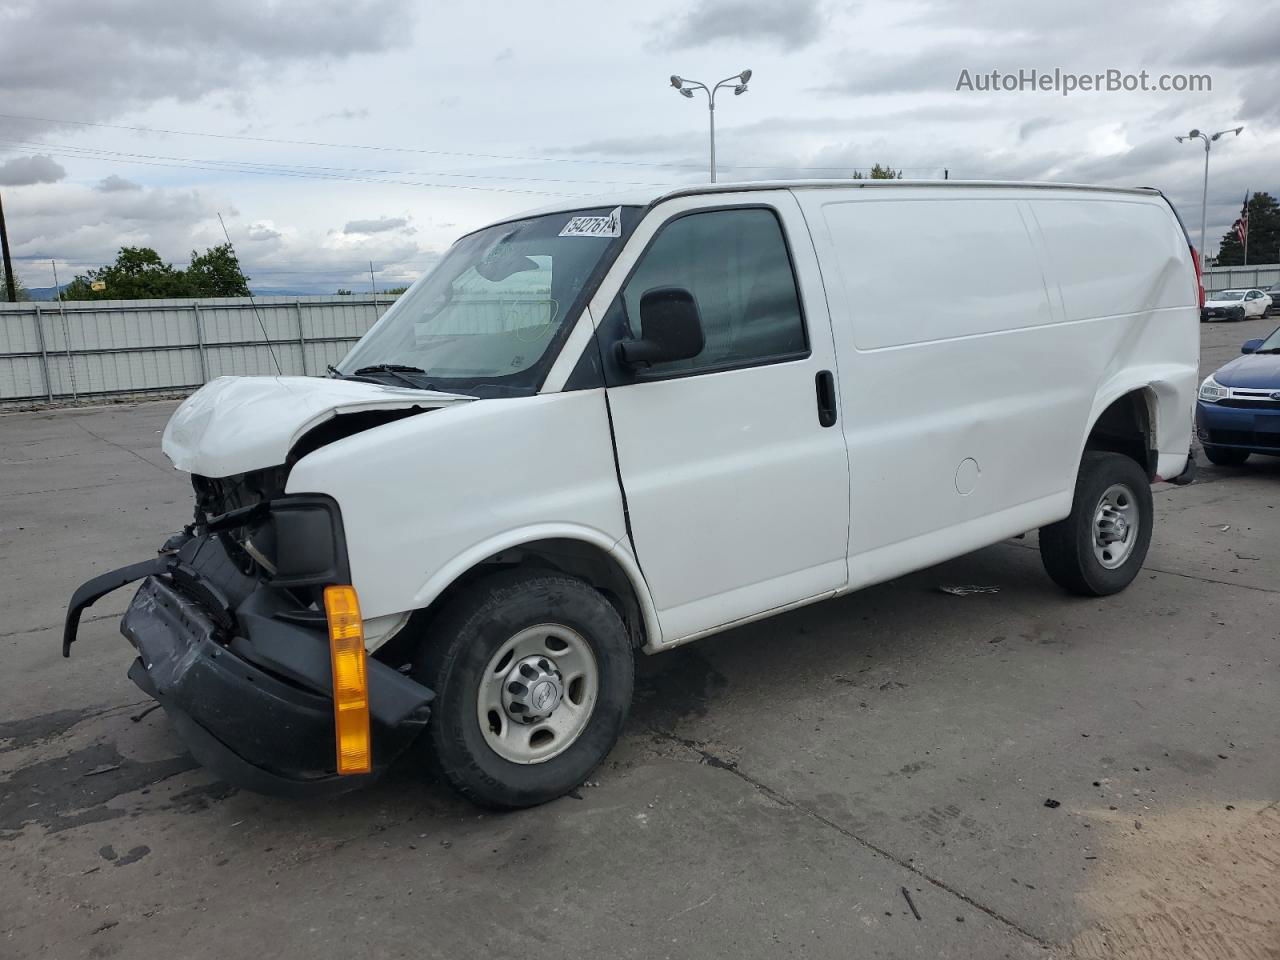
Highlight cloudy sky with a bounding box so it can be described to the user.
[1,0,1277,293]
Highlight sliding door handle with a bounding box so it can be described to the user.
[815,370,837,427]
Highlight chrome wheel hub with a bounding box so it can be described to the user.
[1093,482,1139,570]
[501,656,564,723]
[477,625,599,765]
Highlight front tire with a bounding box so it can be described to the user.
[1202,444,1250,466]
[1039,451,1153,596]
[415,570,634,809]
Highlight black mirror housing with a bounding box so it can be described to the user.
[616,287,705,366]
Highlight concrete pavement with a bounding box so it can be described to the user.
[2,314,1277,959]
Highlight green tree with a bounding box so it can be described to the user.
[0,266,31,301]
[61,244,252,300]
[62,247,191,300]
[852,163,903,180]
[1215,192,1280,266]
[187,243,251,297]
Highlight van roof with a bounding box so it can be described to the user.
[512,178,1164,222]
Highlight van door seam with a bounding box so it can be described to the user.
[789,188,854,575]
[594,328,644,574]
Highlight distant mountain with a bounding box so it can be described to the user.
[24,284,70,301]
[11,285,385,302]
[16,285,330,301]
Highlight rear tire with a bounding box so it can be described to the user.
[414,569,634,809]
[1039,451,1153,597]
[1202,444,1250,466]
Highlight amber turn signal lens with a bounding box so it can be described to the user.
[323,585,372,775]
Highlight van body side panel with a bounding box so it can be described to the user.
[795,186,1197,577]
[802,190,1078,563]
[284,390,629,623]
[1026,198,1198,473]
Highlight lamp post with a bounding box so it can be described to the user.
[1175,125,1243,269]
[669,70,752,183]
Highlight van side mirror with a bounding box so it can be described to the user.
[616,287,705,366]
[1242,338,1263,354]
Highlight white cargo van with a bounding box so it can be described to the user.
[65,180,1200,808]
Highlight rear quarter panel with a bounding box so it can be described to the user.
[794,185,1197,587]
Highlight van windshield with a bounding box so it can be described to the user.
[337,206,634,396]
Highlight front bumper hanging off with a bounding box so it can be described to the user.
[63,525,433,798]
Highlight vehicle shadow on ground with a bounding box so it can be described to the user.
[229,537,1064,824]
[0,534,1127,836]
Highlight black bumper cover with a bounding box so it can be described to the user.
[65,535,432,797]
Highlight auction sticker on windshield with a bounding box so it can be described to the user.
[559,206,622,238]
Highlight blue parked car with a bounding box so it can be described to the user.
[1196,326,1280,464]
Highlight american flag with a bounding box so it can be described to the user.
[1232,193,1249,246]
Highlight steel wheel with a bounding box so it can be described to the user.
[1092,482,1139,569]
[476,624,599,765]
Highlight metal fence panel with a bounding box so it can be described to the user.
[1203,263,1280,293]
[9,269,1274,406]
[0,294,395,405]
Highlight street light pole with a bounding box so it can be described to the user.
[709,94,715,183]
[1175,126,1243,269]
[670,70,752,183]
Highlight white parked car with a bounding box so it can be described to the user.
[1202,288,1273,321]
[65,180,1200,808]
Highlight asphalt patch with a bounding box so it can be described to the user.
[0,740,196,836]
[0,707,97,753]
[166,781,238,812]
[630,646,728,731]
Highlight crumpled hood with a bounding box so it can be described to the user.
[1204,298,1247,309]
[1213,352,1280,389]
[162,376,471,478]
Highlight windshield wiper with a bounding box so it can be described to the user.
[351,363,428,388]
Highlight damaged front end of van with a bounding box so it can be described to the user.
[61,376,463,796]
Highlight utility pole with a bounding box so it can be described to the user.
[0,189,16,303]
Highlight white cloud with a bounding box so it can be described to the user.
[343,216,411,235]
[657,0,826,51]
[246,221,284,242]
[0,154,66,186]
[1,0,1278,291]
[95,174,141,192]
[0,0,416,139]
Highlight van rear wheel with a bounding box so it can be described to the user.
[414,570,634,809]
[1039,451,1152,596]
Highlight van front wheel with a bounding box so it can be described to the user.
[414,570,634,809]
[1039,451,1152,596]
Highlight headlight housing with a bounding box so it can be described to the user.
[1198,375,1229,403]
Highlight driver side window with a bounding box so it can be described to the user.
[619,207,808,376]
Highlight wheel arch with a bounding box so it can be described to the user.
[1081,384,1160,480]
[400,526,661,657]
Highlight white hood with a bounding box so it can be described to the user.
[161,376,470,477]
